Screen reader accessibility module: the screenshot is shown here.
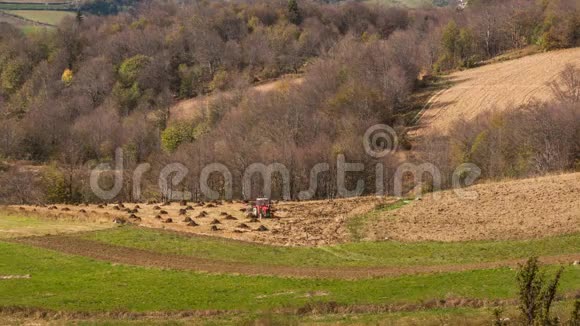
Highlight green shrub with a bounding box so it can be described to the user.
[1,58,27,95]
[516,257,563,326]
[161,122,196,153]
[113,82,141,113]
[41,165,68,203]
[118,54,151,86]
[209,69,230,91]
[571,300,580,326]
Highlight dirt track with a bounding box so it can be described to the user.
[418,48,580,135]
[11,235,579,280]
[369,173,580,242]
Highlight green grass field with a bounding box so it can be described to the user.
[0,241,578,313]
[6,9,73,25]
[0,3,71,10]
[0,0,70,3]
[347,199,411,240]
[82,226,580,268]
[0,213,110,239]
[19,24,46,33]
[1,208,579,323]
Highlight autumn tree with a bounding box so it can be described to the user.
[550,64,580,104]
[516,257,563,326]
[113,54,151,115]
[287,0,303,25]
[437,20,477,71]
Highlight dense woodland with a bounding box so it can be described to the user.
[0,0,579,203]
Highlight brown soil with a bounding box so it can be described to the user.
[417,48,580,135]
[11,235,579,280]
[8,173,580,245]
[9,196,387,246]
[368,173,580,242]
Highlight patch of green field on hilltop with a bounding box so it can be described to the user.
[0,3,71,10]
[7,9,73,25]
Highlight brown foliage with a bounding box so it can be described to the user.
[550,64,580,104]
[1,0,579,203]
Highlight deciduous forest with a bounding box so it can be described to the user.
[0,0,578,203]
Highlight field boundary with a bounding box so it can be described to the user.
[410,87,449,126]
[0,2,74,10]
[9,235,579,280]
[0,9,54,26]
[2,291,580,322]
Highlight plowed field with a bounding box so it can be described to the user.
[368,173,580,242]
[418,48,580,135]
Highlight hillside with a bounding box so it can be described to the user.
[0,0,577,203]
[417,47,580,135]
[7,173,580,247]
[0,0,579,324]
[169,76,304,124]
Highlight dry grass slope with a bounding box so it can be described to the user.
[418,47,580,135]
[168,76,303,124]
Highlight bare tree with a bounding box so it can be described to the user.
[550,64,580,104]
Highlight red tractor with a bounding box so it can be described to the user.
[250,198,272,219]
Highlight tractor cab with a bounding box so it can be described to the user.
[251,198,272,218]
